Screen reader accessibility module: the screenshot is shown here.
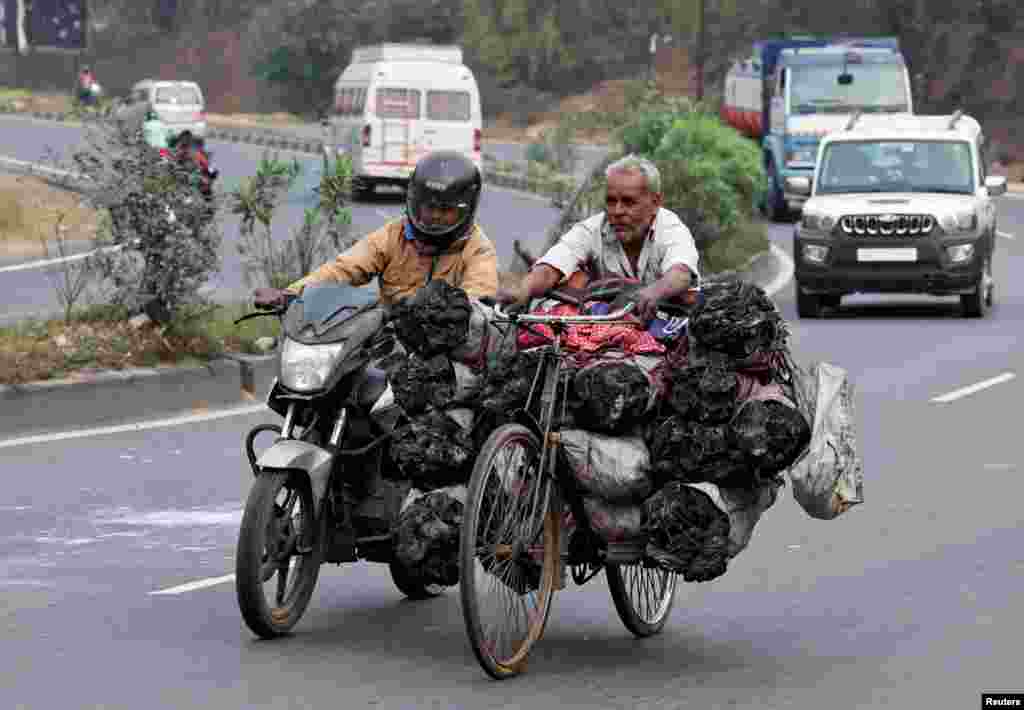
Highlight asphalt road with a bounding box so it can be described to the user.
[0,115,563,325]
[2,122,1024,709]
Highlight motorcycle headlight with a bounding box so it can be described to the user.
[280,338,347,392]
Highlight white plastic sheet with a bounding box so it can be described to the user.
[560,429,654,502]
[787,361,865,520]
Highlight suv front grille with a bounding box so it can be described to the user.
[839,214,934,236]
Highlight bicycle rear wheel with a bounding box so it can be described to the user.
[459,424,559,680]
[606,562,677,637]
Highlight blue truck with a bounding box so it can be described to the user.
[721,36,914,221]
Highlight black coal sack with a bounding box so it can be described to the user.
[389,353,456,415]
[390,410,475,488]
[571,361,653,434]
[392,490,464,586]
[643,481,731,583]
[731,399,812,476]
[668,352,738,423]
[478,349,546,418]
[647,417,752,488]
[688,279,788,359]
[391,280,472,357]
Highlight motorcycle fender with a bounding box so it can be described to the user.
[256,440,334,513]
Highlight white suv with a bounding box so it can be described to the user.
[792,112,1007,318]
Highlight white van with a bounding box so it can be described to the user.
[325,44,483,196]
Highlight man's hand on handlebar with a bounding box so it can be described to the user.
[632,285,666,321]
[253,287,291,310]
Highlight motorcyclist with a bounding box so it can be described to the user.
[253,150,498,309]
[496,154,700,320]
[171,131,217,197]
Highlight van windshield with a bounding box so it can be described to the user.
[427,91,471,121]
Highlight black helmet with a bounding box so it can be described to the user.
[405,150,482,247]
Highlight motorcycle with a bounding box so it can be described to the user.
[233,282,444,639]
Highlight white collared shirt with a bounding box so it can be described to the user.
[537,207,700,285]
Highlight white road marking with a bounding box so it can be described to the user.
[149,573,236,596]
[930,372,1016,403]
[763,243,794,298]
[0,242,138,273]
[996,230,1015,240]
[0,403,269,450]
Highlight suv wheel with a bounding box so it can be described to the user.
[961,259,993,318]
[795,281,822,318]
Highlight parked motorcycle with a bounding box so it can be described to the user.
[233,283,444,639]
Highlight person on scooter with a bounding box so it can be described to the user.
[253,150,498,309]
[496,154,699,320]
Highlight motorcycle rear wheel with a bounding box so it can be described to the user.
[236,471,322,638]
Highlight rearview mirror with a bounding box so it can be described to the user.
[985,175,1008,196]
[838,73,854,86]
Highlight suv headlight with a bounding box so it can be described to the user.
[800,211,836,232]
[280,338,347,392]
[941,211,977,233]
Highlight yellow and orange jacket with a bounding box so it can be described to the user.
[286,219,498,305]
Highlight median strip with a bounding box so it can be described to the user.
[930,372,1016,403]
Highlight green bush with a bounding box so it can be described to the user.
[619,110,677,156]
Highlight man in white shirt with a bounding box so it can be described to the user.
[497,154,700,320]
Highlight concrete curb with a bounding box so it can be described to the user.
[0,352,278,439]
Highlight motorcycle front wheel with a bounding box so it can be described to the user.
[236,470,322,638]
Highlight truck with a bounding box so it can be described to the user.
[721,37,914,221]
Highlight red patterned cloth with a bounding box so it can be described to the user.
[516,304,666,355]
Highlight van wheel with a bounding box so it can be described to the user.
[796,281,822,318]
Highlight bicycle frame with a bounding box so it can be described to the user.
[492,301,664,587]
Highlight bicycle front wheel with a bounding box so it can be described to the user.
[459,424,559,680]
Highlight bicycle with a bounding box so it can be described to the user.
[459,287,700,680]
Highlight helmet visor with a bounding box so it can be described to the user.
[409,196,472,237]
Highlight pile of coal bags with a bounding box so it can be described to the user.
[635,278,811,581]
[392,486,465,587]
[385,281,511,583]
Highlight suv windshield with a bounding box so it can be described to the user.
[816,139,975,195]
[790,63,908,115]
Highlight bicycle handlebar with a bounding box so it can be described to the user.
[493,301,638,325]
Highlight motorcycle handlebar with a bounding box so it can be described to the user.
[495,301,637,325]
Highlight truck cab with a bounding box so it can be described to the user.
[722,37,914,222]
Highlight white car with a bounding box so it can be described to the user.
[792,112,1007,318]
[116,79,207,140]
